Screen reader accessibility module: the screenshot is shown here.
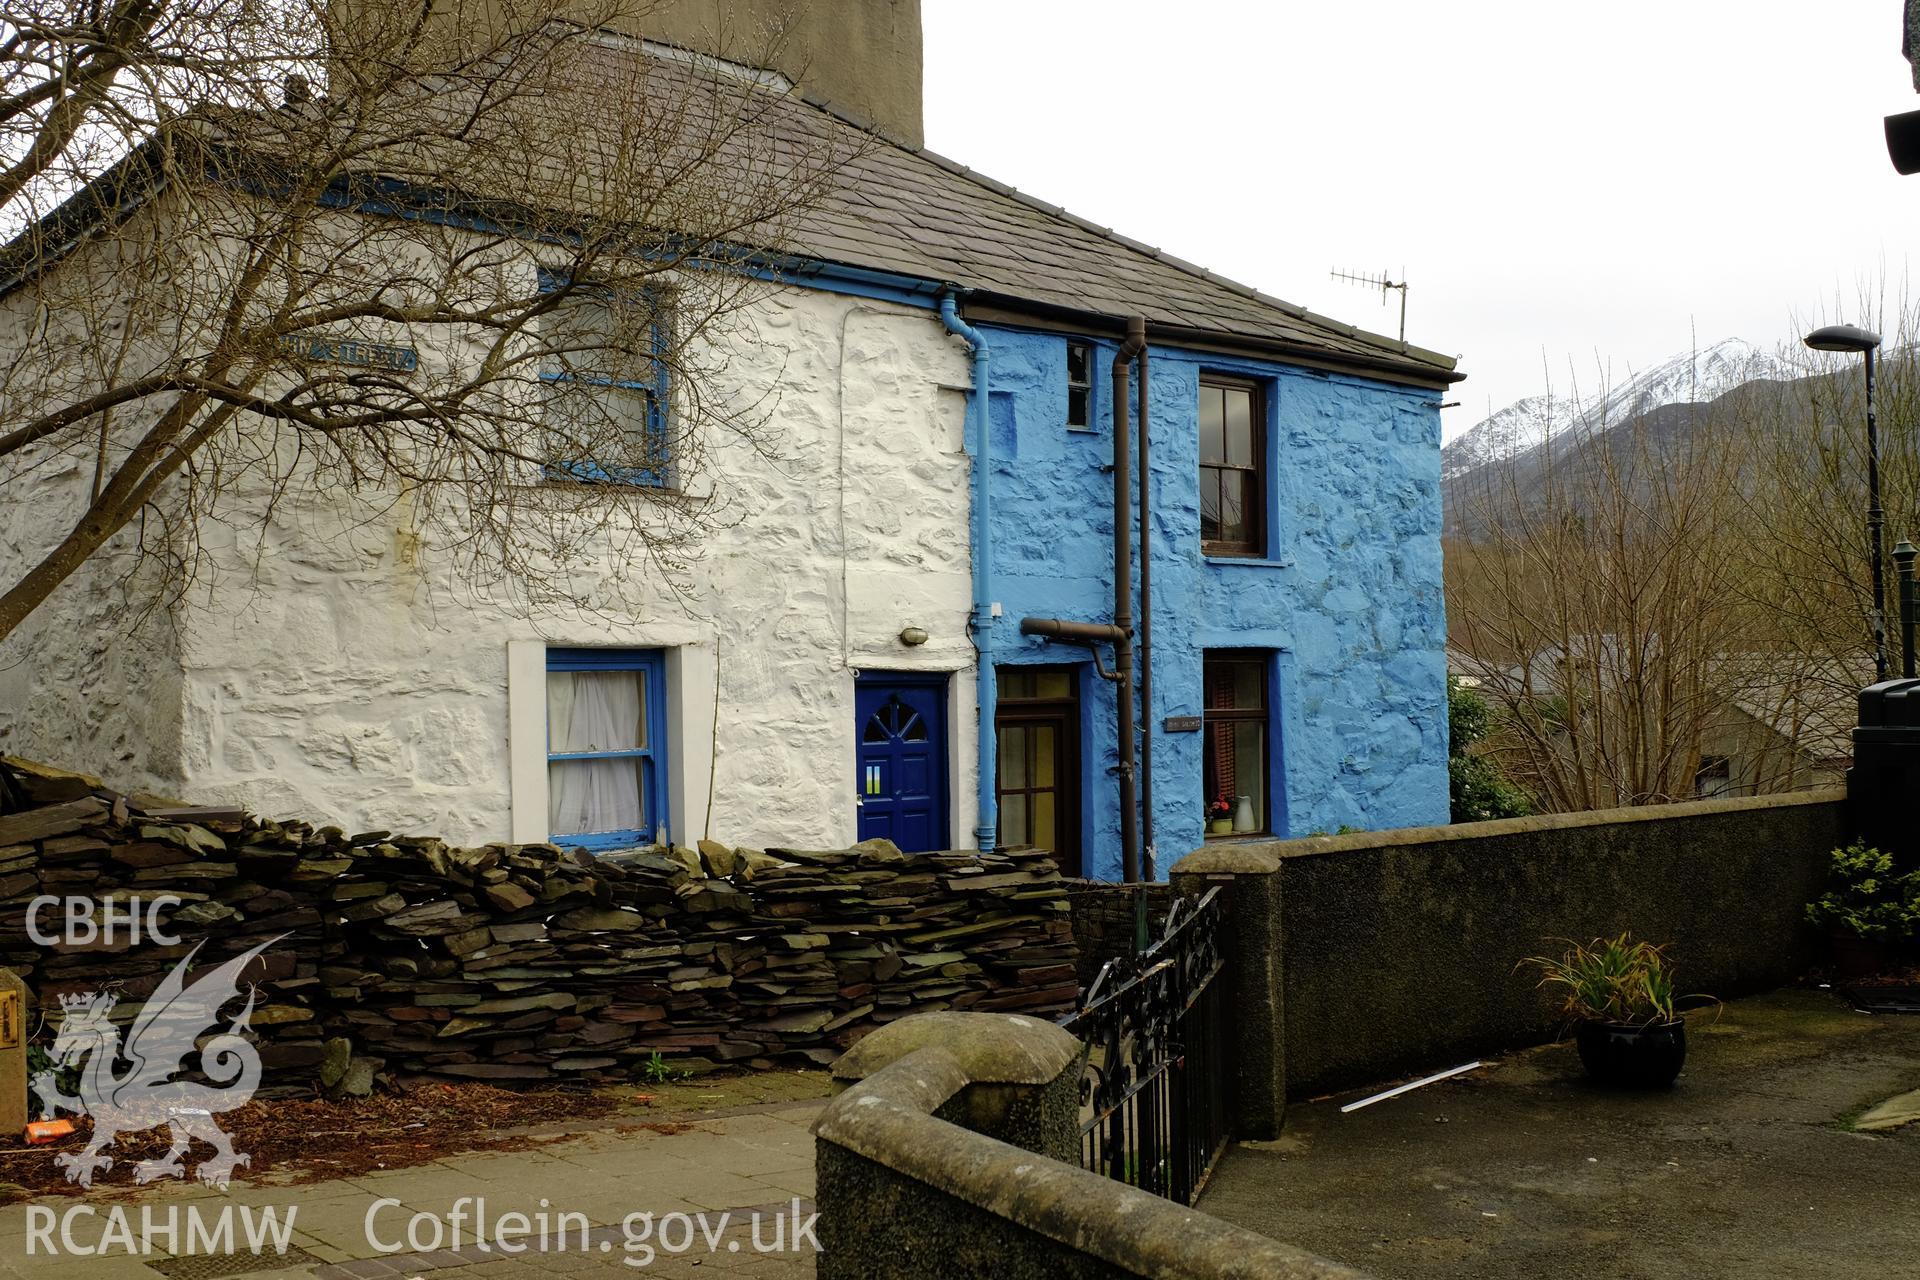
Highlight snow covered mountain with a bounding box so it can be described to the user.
[1441,338,1794,481]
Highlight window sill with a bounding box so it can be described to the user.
[1203,831,1273,843]
[539,474,683,497]
[1203,554,1294,570]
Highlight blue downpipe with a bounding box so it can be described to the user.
[939,289,996,850]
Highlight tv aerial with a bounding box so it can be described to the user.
[1330,267,1409,344]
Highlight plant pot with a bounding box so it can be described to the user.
[1207,818,1233,835]
[1574,1018,1686,1089]
[1829,929,1890,978]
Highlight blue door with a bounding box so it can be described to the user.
[855,674,949,853]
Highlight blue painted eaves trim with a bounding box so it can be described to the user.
[311,173,949,305]
[760,256,949,309]
[313,173,956,310]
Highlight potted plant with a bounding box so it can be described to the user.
[1206,796,1233,835]
[1523,934,1693,1089]
[1804,843,1920,977]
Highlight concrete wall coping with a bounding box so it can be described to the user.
[1169,845,1283,877]
[1171,789,1848,871]
[814,1015,1370,1280]
[830,1011,1080,1086]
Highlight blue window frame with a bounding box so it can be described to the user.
[545,647,670,851]
[537,270,671,488]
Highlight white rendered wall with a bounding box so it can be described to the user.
[156,285,979,848]
[0,253,189,798]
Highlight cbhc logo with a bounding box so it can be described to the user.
[25,896,184,947]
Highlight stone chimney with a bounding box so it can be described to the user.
[328,0,924,148]
[644,1,923,147]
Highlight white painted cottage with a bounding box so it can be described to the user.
[0,1,1459,871]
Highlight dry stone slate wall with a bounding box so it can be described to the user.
[0,759,1078,1090]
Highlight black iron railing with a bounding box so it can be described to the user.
[1059,886,1230,1204]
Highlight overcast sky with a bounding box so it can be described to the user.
[921,2,1917,441]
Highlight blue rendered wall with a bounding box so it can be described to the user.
[977,322,1449,882]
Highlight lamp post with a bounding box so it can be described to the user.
[1804,323,1888,681]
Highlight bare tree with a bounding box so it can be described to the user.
[1446,295,1920,814]
[1447,384,1754,811]
[0,0,859,641]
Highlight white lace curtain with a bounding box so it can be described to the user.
[548,670,646,837]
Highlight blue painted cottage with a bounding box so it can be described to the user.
[779,99,1465,878]
[970,328,1454,879]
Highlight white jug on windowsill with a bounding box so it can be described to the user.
[1232,795,1256,833]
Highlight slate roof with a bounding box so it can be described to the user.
[2,39,1461,389]
[761,83,1461,387]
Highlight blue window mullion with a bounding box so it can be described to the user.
[538,273,670,490]
[545,648,670,851]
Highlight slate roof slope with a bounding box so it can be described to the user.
[765,85,1461,387]
[0,37,1459,388]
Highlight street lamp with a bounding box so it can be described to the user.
[1804,323,1888,680]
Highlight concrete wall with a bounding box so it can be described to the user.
[981,323,1450,879]
[814,1011,1370,1280]
[1172,789,1845,1110]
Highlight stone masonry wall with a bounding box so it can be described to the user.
[0,759,1076,1091]
[1064,881,1172,988]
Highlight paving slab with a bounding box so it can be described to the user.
[0,1101,825,1278]
[1201,989,1920,1280]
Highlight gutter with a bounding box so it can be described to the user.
[939,288,997,851]
[956,293,1465,390]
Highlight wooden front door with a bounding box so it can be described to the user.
[995,666,1080,875]
[855,674,949,853]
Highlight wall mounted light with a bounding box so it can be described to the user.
[898,626,929,647]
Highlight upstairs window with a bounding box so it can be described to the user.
[1200,377,1265,556]
[1066,340,1094,429]
[538,273,671,487]
[547,648,669,850]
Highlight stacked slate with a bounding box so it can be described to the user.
[0,758,1078,1088]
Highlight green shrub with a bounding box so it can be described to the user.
[1805,843,1920,941]
[1448,677,1531,823]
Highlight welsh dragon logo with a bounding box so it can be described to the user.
[31,937,281,1189]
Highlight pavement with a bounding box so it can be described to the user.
[1200,988,1920,1280]
[0,1096,825,1280]
[10,988,1915,1280]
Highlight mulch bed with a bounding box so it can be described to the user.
[1810,956,1920,1014]
[0,1081,670,1203]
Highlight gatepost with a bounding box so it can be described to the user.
[1169,845,1286,1138]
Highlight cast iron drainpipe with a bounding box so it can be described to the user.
[939,289,997,851]
[1112,317,1146,948]
[1137,337,1154,882]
